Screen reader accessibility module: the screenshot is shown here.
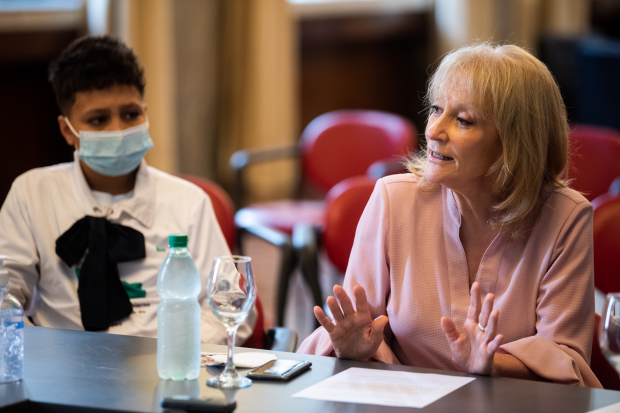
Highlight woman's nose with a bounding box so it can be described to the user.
[425,114,447,142]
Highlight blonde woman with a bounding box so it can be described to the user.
[297,43,601,388]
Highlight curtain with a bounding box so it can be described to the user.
[217,0,299,203]
[434,0,590,57]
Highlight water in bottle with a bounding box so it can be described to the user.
[157,234,201,380]
[0,256,24,383]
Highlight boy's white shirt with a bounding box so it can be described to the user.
[0,151,256,344]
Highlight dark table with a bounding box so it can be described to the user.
[2,326,620,412]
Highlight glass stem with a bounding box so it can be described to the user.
[223,325,238,377]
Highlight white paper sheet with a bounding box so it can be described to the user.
[292,367,475,409]
[587,402,620,413]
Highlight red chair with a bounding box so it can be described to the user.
[231,110,417,325]
[178,175,236,251]
[179,175,297,351]
[232,110,416,228]
[569,125,620,201]
[593,313,620,390]
[592,193,620,294]
[293,176,377,316]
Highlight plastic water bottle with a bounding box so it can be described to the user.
[0,256,24,383]
[157,234,201,380]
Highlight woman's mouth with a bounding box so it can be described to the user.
[430,151,454,161]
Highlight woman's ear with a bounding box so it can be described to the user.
[58,115,79,149]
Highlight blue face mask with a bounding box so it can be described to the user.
[65,118,154,177]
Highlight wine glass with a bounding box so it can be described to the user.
[206,255,257,389]
[600,293,620,374]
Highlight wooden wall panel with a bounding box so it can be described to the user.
[299,12,430,137]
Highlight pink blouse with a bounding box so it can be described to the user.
[298,174,601,388]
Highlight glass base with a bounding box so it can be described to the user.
[207,373,252,389]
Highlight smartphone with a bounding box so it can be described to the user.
[246,359,312,381]
[160,395,236,412]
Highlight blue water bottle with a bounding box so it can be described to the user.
[0,256,24,383]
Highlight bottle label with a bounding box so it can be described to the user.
[6,321,24,329]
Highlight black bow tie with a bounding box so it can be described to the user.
[55,216,146,331]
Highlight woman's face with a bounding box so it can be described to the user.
[423,86,502,196]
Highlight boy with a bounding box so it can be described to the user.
[0,35,256,344]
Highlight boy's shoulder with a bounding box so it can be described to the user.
[146,167,210,201]
[13,161,75,189]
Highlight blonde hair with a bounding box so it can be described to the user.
[407,42,569,237]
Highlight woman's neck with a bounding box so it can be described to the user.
[451,183,499,229]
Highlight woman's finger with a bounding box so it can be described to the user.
[466,282,482,323]
[352,285,370,316]
[314,306,335,333]
[484,309,499,343]
[479,293,495,330]
[326,296,345,323]
[441,316,460,344]
[334,285,356,317]
[486,333,503,356]
[372,315,389,339]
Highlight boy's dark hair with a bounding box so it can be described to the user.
[49,35,145,114]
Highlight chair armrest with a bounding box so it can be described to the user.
[230,144,299,208]
[610,176,620,197]
[265,327,298,352]
[366,158,407,179]
[238,225,291,249]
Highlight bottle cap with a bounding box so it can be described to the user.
[168,234,188,248]
[0,255,8,287]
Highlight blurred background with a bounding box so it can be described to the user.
[3,0,619,205]
[1,0,619,338]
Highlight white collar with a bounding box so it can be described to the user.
[71,151,156,228]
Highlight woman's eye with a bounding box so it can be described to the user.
[430,105,442,115]
[457,117,472,126]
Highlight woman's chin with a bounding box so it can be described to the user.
[423,171,445,185]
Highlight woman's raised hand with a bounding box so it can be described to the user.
[441,282,503,375]
[314,284,389,360]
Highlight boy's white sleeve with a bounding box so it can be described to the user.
[187,190,258,345]
[0,181,40,311]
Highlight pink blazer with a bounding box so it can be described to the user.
[298,174,601,388]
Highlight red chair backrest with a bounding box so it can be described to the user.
[300,110,417,194]
[178,175,236,251]
[593,195,620,294]
[323,176,377,274]
[569,125,620,201]
[179,175,265,348]
[592,313,620,390]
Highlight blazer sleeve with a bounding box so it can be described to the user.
[500,201,602,387]
[298,179,400,364]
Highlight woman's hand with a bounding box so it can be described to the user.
[314,284,389,360]
[441,282,503,375]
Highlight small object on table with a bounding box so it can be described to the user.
[246,359,312,381]
[201,352,276,368]
[161,395,236,412]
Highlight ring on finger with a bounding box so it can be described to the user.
[478,322,486,332]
